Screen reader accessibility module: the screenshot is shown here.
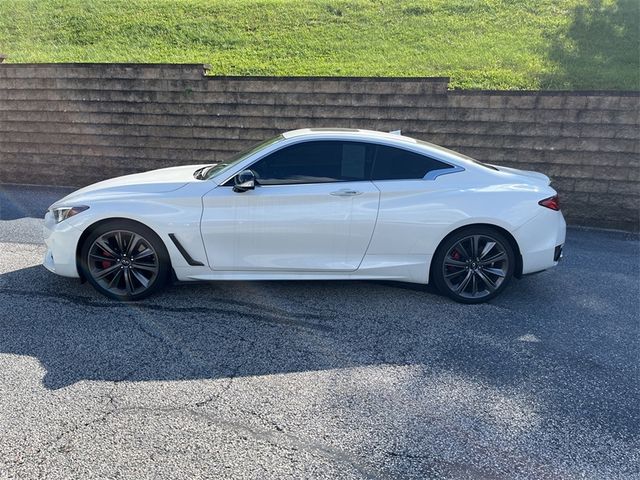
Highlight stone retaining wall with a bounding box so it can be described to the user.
[0,64,638,230]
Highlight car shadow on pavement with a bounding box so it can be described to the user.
[0,257,638,443]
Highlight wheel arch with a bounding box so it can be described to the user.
[75,217,174,282]
[429,223,523,283]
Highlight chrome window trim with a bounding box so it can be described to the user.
[214,134,467,186]
[424,165,466,180]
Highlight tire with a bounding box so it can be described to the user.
[432,226,515,304]
[79,220,170,301]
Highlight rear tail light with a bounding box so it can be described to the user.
[538,195,560,211]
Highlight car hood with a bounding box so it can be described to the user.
[489,164,551,186]
[51,165,205,206]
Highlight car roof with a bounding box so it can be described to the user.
[282,128,418,144]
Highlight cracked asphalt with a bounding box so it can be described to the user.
[0,184,639,479]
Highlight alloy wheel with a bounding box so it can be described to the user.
[442,234,509,300]
[87,230,159,296]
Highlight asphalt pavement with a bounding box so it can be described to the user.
[0,183,638,479]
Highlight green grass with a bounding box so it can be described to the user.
[0,0,638,90]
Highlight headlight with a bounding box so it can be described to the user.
[50,206,89,223]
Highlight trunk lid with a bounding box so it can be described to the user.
[489,164,551,186]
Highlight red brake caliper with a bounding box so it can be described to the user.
[448,250,461,272]
[101,248,113,269]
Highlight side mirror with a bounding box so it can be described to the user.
[233,170,256,193]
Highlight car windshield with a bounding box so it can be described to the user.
[197,135,284,180]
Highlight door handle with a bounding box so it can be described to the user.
[330,189,362,196]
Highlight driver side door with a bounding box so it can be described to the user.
[200,140,380,272]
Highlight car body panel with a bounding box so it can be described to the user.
[52,165,202,207]
[42,128,566,288]
[513,207,566,274]
[367,169,554,260]
[201,181,380,271]
[43,210,85,277]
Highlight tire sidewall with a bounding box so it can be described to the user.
[79,220,170,301]
[432,227,515,304]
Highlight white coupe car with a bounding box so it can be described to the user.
[44,128,565,303]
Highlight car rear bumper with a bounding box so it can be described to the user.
[514,209,566,275]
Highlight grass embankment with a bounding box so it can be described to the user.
[0,0,638,90]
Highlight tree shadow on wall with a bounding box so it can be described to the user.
[542,0,639,90]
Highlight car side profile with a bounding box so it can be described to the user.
[43,128,566,303]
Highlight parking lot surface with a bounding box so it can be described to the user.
[0,184,638,479]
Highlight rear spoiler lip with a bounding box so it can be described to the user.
[487,164,551,186]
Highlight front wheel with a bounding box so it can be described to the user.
[432,227,515,304]
[79,220,170,301]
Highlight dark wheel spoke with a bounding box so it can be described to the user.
[96,239,118,258]
[132,247,153,261]
[471,235,480,257]
[107,269,123,289]
[476,269,497,292]
[481,252,507,265]
[455,271,473,293]
[93,263,120,279]
[444,258,467,268]
[123,268,134,294]
[483,267,506,278]
[480,241,496,259]
[126,233,141,256]
[456,241,471,260]
[131,263,156,272]
[115,232,126,254]
[130,269,150,288]
[445,268,467,279]
[89,253,114,261]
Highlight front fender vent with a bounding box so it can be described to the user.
[168,234,205,266]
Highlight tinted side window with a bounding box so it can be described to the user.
[251,141,373,185]
[372,145,450,180]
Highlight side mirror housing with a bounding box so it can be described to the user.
[233,170,256,192]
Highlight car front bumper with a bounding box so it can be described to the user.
[42,210,83,278]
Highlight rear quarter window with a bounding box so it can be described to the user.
[371,145,450,180]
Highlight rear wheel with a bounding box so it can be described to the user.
[432,227,515,304]
[79,220,170,301]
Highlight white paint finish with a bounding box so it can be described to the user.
[368,170,554,261]
[42,128,566,287]
[53,165,200,206]
[44,183,212,275]
[42,210,84,277]
[201,182,380,271]
[177,254,429,283]
[513,208,566,274]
